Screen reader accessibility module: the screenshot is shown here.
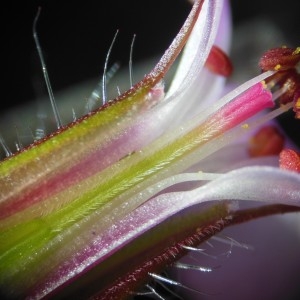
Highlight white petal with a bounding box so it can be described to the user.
[166,0,223,100]
[87,166,300,264]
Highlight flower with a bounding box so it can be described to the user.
[0,0,300,299]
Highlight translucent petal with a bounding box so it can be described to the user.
[30,166,299,299]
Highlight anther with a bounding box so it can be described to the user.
[248,125,285,157]
[259,46,300,118]
[279,149,300,173]
[259,46,300,72]
[205,45,233,77]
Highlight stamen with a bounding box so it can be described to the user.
[259,46,300,117]
[271,84,289,100]
[248,125,285,157]
[102,30,119,105]
[279,149,300,173]
[33,8,63,129]
[259,46,300,71]
[205,45,233,77]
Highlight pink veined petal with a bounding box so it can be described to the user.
[181,0,232,119]
[167,0,222,97]
[92,166,300,265]
[104,166,300,259]
[165,0,224,126]
[183,0,233,119]
[30,166,300,299]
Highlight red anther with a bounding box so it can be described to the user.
[205,45,233,77]
[248,125,285,157]
[259,46,300,72]
[260,46,300,118]
[279,149,300,173]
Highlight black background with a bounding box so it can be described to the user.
[1,0,300,144]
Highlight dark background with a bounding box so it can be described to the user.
[1,0,300,144]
